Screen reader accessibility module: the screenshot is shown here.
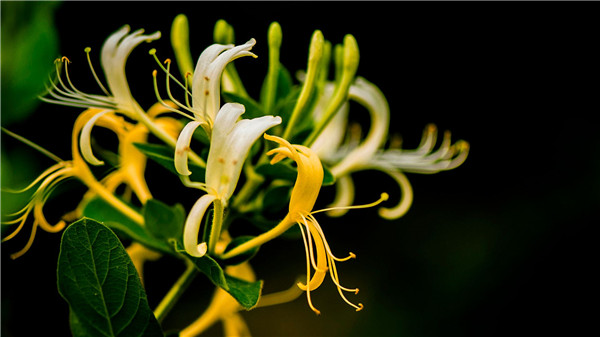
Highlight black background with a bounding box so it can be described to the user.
[2,1,599,336]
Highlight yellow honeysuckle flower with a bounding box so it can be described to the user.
[312,77,469,219]
[181,103,281,257]
[221,134,388,314]
[2,109,142,258]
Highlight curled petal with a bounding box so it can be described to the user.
[175,121,204,176]
[80,109,112,166]
[184,194,217,257]
[377,169,414,220]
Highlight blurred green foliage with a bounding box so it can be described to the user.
[1,1,61,229]
[1,1,60,125]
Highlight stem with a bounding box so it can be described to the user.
[154,260,198,323]
[207,199,224,254]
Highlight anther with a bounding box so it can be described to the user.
[164,58,171,65]
[356,303,364,312]
[61,56,71,64]
[349,252,357,259]
[152,70,158,77]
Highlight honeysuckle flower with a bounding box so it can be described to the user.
[221,134,388,314]
[80,102,182,204]
[2,108,145,259]
[312,77,469,219]
[181,103,281,257]
[153,38,256,134]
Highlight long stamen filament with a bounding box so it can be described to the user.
[152,70,195,120]
[310,192,389,215]
[164,59,197,115]
[84,47,111,96]
[298,223,321,315]
[1,127,64,163]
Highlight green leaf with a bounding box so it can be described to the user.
[322,164,336,186]
[57,218,164,337]
[82,196,172,254]
[187,254,262,309]
[143,199,185,242]
[263,183,292,213]
[133,143,206,182]
[255,162,297,182]
[222,91,265,119]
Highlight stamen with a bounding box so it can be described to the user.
[310,192,389,215]
[306,214,355,262]
[298,223,321,315]
[299,214,327,272]
[85,47,111,96]
[163,58,196,116]
[1,127,64,163]
[10,221,38,260]
[151,69,194,120]
[149,49,191,94]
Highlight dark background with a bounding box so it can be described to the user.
[2,1,598,336]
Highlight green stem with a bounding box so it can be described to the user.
[208,199,224,254]
[154,260,198,323]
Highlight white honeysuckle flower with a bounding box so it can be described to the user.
[40,25,161,166]
[312,77,469,220]
[154,39,257,138]
[181,103,281,257]
[41,25,160,115]
[101,25,161,114]
[190,39,257,127]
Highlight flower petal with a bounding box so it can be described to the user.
[376,169,414,220]
[206,103,281,200]
[191,39,257,124]
[175,121,203,176]
[80,109,112,166]
[184,194,217,257]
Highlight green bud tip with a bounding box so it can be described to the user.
[309,30,324,62]
[214,19,234,44]
[172,14,189,47]
[343,34,360,70]
[268,22,283,49]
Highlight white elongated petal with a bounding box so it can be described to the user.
[191,39,257,124]
[175,121,203,176]
[331,77,390,177]
[80,110,112,166]
[206,103,281,200]
[184,194,217,257]
[371,139,469,174]
[100,25,160,113]
[311,83,349,161]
